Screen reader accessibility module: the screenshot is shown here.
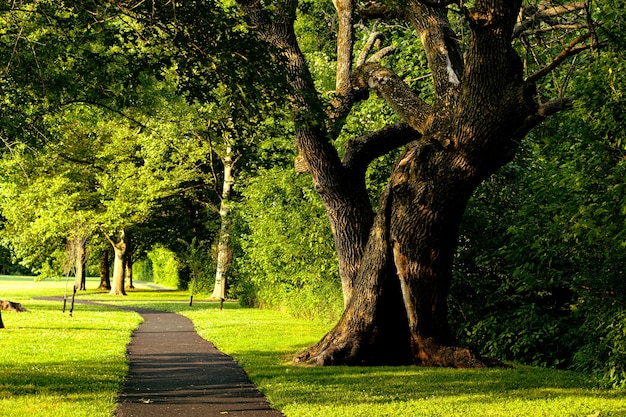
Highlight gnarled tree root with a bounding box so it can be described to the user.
[415,336,486,368]
[295,333,504,368]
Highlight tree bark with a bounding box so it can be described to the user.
[211,143,234,300]
[100,226,127,296]
[124,248,134,289]
[98,250,111,290]
[238,0,589,366]
[73,238,87,291]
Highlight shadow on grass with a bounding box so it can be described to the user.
[0,361,124,397]
[239,350,624,411]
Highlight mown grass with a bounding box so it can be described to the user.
[2,275,625,417]
[0,276,142,417]
[106,299,626,417]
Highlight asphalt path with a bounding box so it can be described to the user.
[35,296,285,417]
[114,307,285,417]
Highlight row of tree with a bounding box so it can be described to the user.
[0,0,281,296]
[0,0,624,387]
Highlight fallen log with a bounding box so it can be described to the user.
[0,300,28,329]
[1,300,28,312]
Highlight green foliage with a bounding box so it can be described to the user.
[0,243,30,275]
[296,0,337,58]
[452,116,626,385]
[0,74,220,274]
[132,257,153,283]
[146,245,180,289]
[572,52,626,150]
[233,167,343,321]
[177,237,215,295]
[0,1,154,146]
[450,28,626,385]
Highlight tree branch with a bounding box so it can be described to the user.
[328,24,397,139]
[355,27,384,68]
[60,100,147,129]
[334,0,355,96]
[326,0,357,139]
[97,225,116,247]
[343,122,421,173]
[517,23,586,38]
[511,97,573,144]
[406,0,462,112]
[366,45,397,64]
[526,32,591,83]
[353,63,433,133]
[53,151,104,171]
[513,2,586,38]
[356,1,405,20]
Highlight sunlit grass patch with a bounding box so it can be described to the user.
[164,303,626,417]
[2,275,625,417]
[0,287,141,417]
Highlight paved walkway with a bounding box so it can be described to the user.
[35,297,284,417]
[114,307,285,417]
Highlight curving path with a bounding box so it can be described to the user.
[35,296,285,417]
[114,307,285,417]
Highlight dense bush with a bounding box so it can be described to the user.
[146,245,181,289]
[232,167,344,322]
[133,257,153,283]
[452,118,626,387]
[177,238,216,294]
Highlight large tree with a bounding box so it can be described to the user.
[234,0,604,366]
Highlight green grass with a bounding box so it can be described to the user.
[173,305,626,417]
[1,275,625,417]
[0,276,142,417]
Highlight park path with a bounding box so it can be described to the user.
[114,306,285,417]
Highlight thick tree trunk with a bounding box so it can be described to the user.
[211,144,234,300]
[98,250,111,290]
[296,131,515,366]
[296,146,480,366]
[240,0,577,366]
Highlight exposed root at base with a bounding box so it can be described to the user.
[295,335,506,368]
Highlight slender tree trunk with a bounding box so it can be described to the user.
[125,248,134,289]
[73,238,87,291]
[211,144,234,300]
[100,227,127,296]
[98,250,111,290]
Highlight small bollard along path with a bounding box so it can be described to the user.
[114,306,285,417]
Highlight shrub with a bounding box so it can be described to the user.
[232,167,343,321]
[146,245,180,289]
[451,120,626,386]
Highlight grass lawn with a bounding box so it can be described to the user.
[1,275,625,417]
[0,275,142,417]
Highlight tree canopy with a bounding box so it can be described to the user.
[0,0,624,388]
